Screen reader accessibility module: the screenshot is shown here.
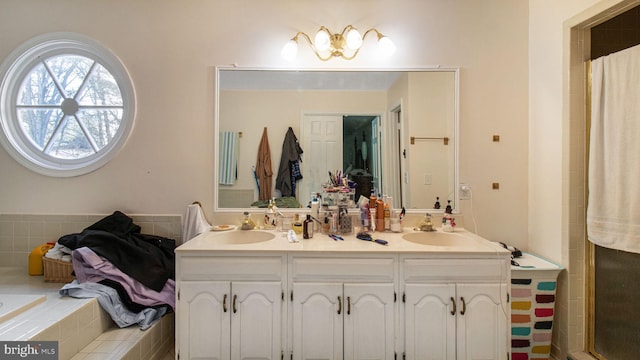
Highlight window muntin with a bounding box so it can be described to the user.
[0,33,135,177]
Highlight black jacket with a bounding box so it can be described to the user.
[59,211,175,292]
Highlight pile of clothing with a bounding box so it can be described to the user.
[57,211,176,330]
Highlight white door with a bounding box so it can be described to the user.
[404,283,456,360]
[292,283,343,360]
[300,114,343,206]
[456,284,507,360]
[178,281,231,360]
[343,283,395,360]
[231,282,283,360]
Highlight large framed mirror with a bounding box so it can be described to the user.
[214,67,459,213]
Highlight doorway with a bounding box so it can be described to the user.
[299,114,381,207]
[565,1,640,358]
[587,6,640,359]
[342,115,381,201]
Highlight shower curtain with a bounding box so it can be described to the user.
[587,44,640,254]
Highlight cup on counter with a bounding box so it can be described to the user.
[390,217,402,232]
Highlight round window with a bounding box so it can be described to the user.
[0,33,135,177]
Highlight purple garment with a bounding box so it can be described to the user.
[72,247,175,310]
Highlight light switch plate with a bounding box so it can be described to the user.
[459,183,471,199]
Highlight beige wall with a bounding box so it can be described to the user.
[3,0,629,357]
[0,0,529,249]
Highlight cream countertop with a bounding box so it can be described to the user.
[176,227,511,256]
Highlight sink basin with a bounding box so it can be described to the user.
[214,230,276,244]
[402,231,470,247]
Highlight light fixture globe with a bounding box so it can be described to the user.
[378,36,396,56]
[281,39,298,62]
[345,28,363,50]
[314,29,331,52]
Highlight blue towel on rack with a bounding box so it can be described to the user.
[219,131,239,185]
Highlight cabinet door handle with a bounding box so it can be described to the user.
[347,296,351,315]
[233,294,238,313]
[337,296,342,315]
[223,294,228,313]
[450,297,456,316]
[460,297,466,315]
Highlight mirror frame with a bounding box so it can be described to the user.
[213,66,459,214]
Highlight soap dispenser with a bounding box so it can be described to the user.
[445,200,453,214]
[263,199,276,229]
[434,197,441,209]
[241,211,256,230]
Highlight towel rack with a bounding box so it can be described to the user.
[410,136,449,145]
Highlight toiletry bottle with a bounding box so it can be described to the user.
[241,211,256,230]
[369,207,376,232]
[369,190,377,210]
[310,193,320,230]
[384,196,391,231]
[330,208,339,233]
[292,213,303,234]
[376,194,385,231]
[263,199,276,229]
[323,215,330,234]
[303,214,314,239]
[445,200,453,214]
[361,204,370,231]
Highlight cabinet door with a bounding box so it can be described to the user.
[404,283,456,360]
[456,284,507,360]
[178,281,231,360]
[292,283,343,360]
[231,282,283,360]
[344,283,395,360]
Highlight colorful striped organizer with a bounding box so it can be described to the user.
[510,253,563,360]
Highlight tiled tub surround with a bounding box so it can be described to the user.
[0,213,182,268]
[0,213,181,359]
[0,267,175,360]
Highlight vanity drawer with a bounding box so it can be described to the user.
[402,258,507,282]
[178,255,284,281]
[291,256,395,282]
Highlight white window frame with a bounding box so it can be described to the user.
[0,32,136,177]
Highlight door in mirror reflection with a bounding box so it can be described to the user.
[298,114,382,208]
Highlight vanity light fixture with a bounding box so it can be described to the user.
[281,25,396,62]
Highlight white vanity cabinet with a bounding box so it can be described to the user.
[289,256,397,360]
[401,258,510,360]
[175,229,511,360]
[176,255,286,360]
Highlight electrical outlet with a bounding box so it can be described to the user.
[459,183,471,200]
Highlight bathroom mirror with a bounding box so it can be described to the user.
[214,67,458,213]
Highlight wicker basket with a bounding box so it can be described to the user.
[42,257,75,283]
